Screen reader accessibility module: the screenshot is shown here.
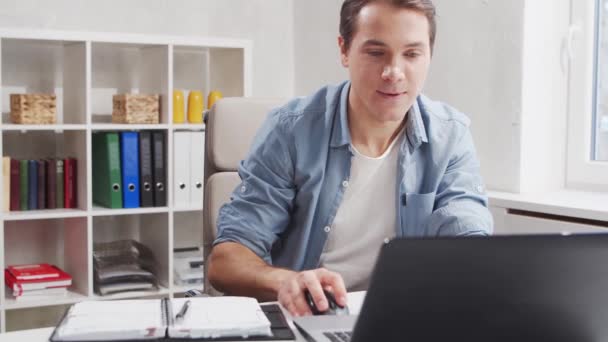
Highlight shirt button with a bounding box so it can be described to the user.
[240,186,246,193]
[384,238,390,244]
[476,185,484,193]
[342,180,349,188]
[324,226,331,233]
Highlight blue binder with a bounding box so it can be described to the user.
[120,131,140,208]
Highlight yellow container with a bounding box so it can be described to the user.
[207,90,223,110]
[173,90,185,123]
[187,90,204,123]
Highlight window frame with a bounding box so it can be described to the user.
[566,0,608,191]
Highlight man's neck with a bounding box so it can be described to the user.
[348,103,407,158]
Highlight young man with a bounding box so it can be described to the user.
[208,0,493,316]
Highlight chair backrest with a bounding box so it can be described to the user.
[203,97,286,253]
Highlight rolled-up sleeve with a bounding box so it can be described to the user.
[213,110,296,263]
[428,127,493,236]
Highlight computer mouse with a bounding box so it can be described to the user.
[304,289,350,316]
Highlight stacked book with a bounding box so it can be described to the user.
[173,246,204,287]
[92,131,166,209]
[5,263,72,301]
[2,157,77,211]
[93,239,159,296]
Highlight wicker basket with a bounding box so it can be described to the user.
[112,94,160,124]
[10,94,57,124]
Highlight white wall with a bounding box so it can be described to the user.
[426,0,525,192]
[293,0,348,95]
[0,0,295,98]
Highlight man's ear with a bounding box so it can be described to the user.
[338,36,349,67]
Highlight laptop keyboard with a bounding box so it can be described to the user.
[323,331,352,342]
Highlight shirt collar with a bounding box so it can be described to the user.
[330,81,429,149]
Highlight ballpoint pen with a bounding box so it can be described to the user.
[175,300,191,323]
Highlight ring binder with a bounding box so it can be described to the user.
[49,298,296,341]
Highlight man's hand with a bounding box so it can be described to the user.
[277,268,347,316]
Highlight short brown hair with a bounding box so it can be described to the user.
[339,0,437,53]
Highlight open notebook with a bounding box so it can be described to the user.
[50,297,284,341]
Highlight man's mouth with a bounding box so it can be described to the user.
[377,90,406,98]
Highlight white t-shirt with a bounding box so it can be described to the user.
[319,131,403,291]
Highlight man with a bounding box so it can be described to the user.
[208,0,493,317]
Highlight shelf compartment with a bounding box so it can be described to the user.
[209,47,245,98]
[4,304,72,332]
[172,46,244,121]
[91,42,169,124]
[173,211,204,290]
[174,211,203,250]
[92,213,170,296]
[1,38,86,125]
[2,130,87,212]
[4,218,89,300]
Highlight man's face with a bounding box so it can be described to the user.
[340,2,432,124]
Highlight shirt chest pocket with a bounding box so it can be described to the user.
[400,192,436,236]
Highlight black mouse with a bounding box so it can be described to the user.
[304,289,350,316]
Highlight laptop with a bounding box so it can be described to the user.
[293,234,608,342]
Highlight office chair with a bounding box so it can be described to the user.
[202,97,286,295]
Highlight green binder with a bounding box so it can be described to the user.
[92,132,123,208]
[19,159,28,210]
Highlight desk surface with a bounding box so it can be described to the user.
[0,292,366,342]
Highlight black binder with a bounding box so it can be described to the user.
[151,131,166,207]
[139,131,154,207]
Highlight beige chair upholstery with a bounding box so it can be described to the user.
[203,97,286,270]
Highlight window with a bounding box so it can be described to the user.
[594,0,608,161]
[567,0,608,190]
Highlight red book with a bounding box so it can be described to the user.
[8,263,60,280]
[64,158,77,208]
[9,159,20,211]
[5,266,72,294]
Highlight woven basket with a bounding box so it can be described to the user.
[112,94,160,124]
[10,94,57,124]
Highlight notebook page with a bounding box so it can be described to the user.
[168,297,272,339]
[54,300,166,341]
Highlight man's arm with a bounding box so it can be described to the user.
[428,127,493,236]
[208,242,294,301]
[210,110,347,315]
[209,242,347,316]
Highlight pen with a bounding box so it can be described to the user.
[175,300,191,322]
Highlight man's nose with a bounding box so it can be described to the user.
[381,65,405,82]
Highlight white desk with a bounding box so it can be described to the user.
[0,292,366,342]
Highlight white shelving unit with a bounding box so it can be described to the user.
[0,28,252,332]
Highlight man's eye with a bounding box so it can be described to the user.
[367,51,384,57]
[405,52,421,58]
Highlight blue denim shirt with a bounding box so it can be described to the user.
[214,81,493,271]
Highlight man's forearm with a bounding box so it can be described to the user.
[208,242,296,302]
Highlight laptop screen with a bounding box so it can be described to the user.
[352,234,608,342]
